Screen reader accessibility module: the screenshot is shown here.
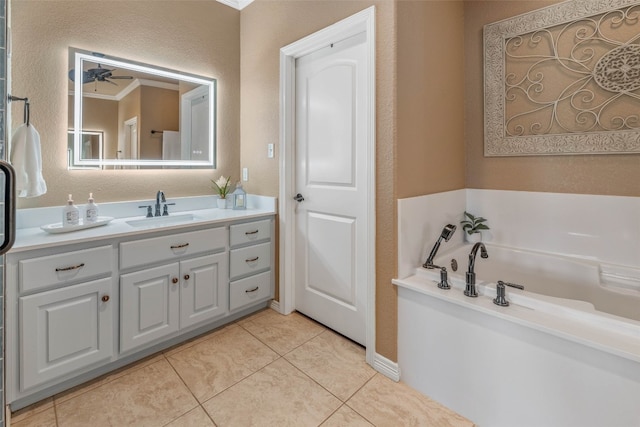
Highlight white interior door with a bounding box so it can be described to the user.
[294,32,369,345]
[181,85,209,161]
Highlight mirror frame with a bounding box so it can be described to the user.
[68,129,103,170]
[72,50,217,168]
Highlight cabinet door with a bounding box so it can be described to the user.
[19,277,114,391]
[180,252,228,329]
[120,263,180,353]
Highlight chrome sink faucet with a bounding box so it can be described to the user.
[155,191,166,217]
[465,242,488,297]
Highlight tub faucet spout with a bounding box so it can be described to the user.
[465,242,488,297]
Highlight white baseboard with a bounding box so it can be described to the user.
[373,352,401,382]
[269,299,282,314]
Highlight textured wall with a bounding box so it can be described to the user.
[396,1,465,199]
[464,0,640,196]
[10,0,240,208]
[241,0,398,360]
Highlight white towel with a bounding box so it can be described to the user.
[10,123,47,198]
[162,130,181,160]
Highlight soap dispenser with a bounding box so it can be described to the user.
[85,193,99,223]
[63,194,80,227]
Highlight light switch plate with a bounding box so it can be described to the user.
[242,167,248,181]
[267,144,274,158]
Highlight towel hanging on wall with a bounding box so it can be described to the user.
[10,123,47,198]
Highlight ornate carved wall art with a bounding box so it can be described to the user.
[484,0,640,156]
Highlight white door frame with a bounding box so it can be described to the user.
[278,6,376,365]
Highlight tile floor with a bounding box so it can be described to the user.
[10,309,473,427]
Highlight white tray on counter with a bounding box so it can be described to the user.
[40,217,114,234]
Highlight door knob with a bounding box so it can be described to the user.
[184,274,190,280]
[293,193,305,202]
[172,277,179,284]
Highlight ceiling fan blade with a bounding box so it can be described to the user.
[109,76,134,79]
[69,69,94,84]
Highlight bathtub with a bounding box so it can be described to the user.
[394,243,640,427]
[432,243,640,323]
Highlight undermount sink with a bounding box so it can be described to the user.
[125,213,198,228]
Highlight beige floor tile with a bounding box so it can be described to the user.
[235,307,270,326]
[164,323,239,357]
[10,397,54,424]
[240,310,326,355]
[203,358,341,427]
[55,358,197,427]
[164,406,215,427]
[347,374,474,427]
[167,325,279,402]
[54,354,165,404]
[11,405,57,427]
[320,405,374,427]
[285,330,376,401]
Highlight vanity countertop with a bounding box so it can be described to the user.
[11,195,277,253]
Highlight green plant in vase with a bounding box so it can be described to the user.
[461,211,489,242]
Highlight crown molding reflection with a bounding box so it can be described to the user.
[216,0,254,11]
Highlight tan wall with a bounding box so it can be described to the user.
[241,0,398,360]
[139,86,180,160]
[397,0,465,199]
[11,0,240,208]
[464,0,640,197]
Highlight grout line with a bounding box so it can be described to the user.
[53,400,59,427]
[316,403,345,426]
[164,352,201,408]
[343,374,379,426]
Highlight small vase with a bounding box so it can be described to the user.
[465,232,482,244]
[217,198,227,209]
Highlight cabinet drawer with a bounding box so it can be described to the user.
[230,242,271,280]
[230,219,271,247]
[120,227,227,270]
[229,271,272,312]
[20,245,113,294]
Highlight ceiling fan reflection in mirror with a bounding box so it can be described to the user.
[69,57,134,91]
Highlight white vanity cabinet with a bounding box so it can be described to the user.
[7,210,275,410]
[7,244,116,393]
[119,227,228,353]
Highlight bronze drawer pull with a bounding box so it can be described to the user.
[55,263,85,272]
[170,243,190,249]
[245,230,259,235]
[101,295,110,302]
[245,286,259,293]
[172,277,179,284]
[245,256,259,263]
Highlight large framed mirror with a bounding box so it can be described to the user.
[69,48,216,168]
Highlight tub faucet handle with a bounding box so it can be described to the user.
[493,281,510,307]
[438,267,451,290]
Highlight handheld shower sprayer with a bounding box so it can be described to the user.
[423,224,457,269]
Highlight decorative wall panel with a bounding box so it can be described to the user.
[484,0,640,156]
